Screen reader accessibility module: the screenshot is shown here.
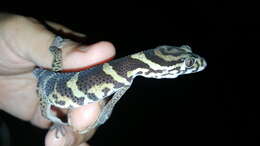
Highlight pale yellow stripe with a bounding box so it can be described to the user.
[131,52,167,70]
[88,83,115,98]
[103,63,130,85]
[127,68,149,78]
[154,49,183,62]
[66,72,88,98]
[66,73,93,104]
[50,84,82,108]
[49,73,92,108]
[50,92,73,108]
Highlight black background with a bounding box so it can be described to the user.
[0,1,258,146]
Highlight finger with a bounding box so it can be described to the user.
[45,21,87,37]
[29,36,116,70]
[68,102,101,133]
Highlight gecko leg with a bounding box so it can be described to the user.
[39,96,68,138]
[49,36,65,72]
[79,86,130,134]
[46,36,68,138]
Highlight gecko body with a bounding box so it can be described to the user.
[33,36,207,137]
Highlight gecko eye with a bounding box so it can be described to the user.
[184,57,195,68]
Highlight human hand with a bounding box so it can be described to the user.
[0,13,115,146]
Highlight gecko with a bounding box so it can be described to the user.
[33,36,207,138]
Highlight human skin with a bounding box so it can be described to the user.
[0,13,116,146]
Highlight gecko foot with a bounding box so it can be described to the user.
[50,123,67,139]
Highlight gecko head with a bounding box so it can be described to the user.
[179,52,207,74]
[149,45,207,78]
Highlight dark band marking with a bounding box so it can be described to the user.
[55,100,65,106]
[102,87,111,97]
[76,65,125,95]
[108,57,151,79]
[53,73,87,105]
[144,49,184,67]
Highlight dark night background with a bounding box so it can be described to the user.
[0,1,258,146]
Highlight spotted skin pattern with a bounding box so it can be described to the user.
[33,38,207,137]
[49,36,64,72]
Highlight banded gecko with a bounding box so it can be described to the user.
[33,36,207,137]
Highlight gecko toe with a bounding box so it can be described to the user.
[50,124,67,139]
